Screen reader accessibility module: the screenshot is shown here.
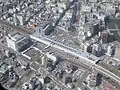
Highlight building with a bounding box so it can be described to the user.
[47,53,59,66]
[89,69,102,87]
[90,21,100,35]
[16,56,30,70]
[71,0,80,24]
[16,14,24,26]
[81,42,92,52]
[66,0,71,9]
[99,30,109,44]
[81,6,91,13]
[114,42,120,60]
[89,0,97,3]
[106,5,116,15]
[6,32,31,52]
[92,43,103,57]
[106,44,115,56]
[39,23,54,36]
[0,62,9,74]
[102,0,115,3]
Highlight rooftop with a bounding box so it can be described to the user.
[31,30,100,63]
[8,32,25,42]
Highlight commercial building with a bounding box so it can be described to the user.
[99,30,109,44]
[92,43,103,57]
[114,42,120,60]
[106,44,115,56]
[6,32,31,52]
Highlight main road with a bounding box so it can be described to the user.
[0,20,32,35]
[31,34,120,84]
[1,19,120,85]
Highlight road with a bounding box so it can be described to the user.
[0,20,32,35]
[31,35,120,84]
[98,62,120,80]
[39,68,69,90]
[1,18,120,85]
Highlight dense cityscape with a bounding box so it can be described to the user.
[0,0,120,90]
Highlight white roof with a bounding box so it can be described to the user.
[8,32,24,42]
[81,6,91,13]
